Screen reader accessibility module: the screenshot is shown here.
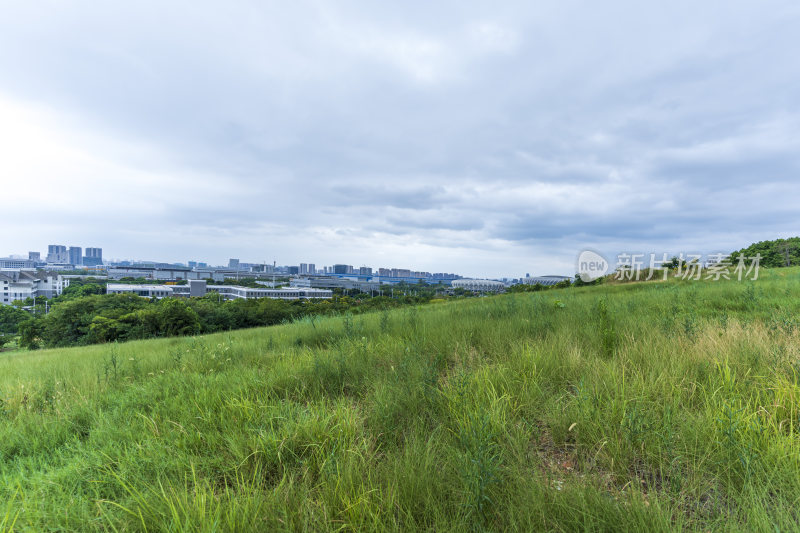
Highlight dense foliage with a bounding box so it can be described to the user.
[15,290,432,350]
[0,306,27,336]
[730,236,800,268]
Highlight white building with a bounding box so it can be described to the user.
[451,279,506,293]
[106,282,332,301]
[0,271,70,305]
[209,286,332,300]
[106,284,175,298]
[0,257,36,269]
[108,266,193,280]
[522,275,572,286]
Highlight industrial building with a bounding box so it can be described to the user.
[292,277,382,292]
[106,284,174,299]
[0,257,36,269]
[522,275,572,286]
[107,281,332,301]
[108,265,193,280]
[450,279,506,293]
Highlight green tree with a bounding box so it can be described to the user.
[88,316,121,343]
[731,237,800,268]
[158,299,201,337]
[18,318,43,350]
[0,305,28,335]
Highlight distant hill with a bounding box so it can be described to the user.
[731,237,800,268]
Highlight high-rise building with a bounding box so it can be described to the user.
[228,258,240,269]
[83,247,103,267]
[28,252,41,262]
[333,264,350,274]
[307,263,316,275]
[69,246,82,266]
[299,263,309,275]
[287,266,300,275]
[358,267,372,276]
[46,245,68,263]
[85,247,103,259]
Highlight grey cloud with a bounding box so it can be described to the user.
[328,184,451,210]
[1,1,799,275]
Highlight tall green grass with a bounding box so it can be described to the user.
[1,267,799,531]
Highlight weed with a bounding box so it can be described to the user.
[682,311,697,339]
[621,401,650,447]
[596,300,617,357]
[104,343,119,383]
[716,403,760,485]
[742,284,759,309]
[343,314,355,338]
[379,309,390,334]
[407,306,418,331]
[458,409,500,529]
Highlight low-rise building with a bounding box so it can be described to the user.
[451,279,506,293]
[207,286,332,300]
[0,257,36,269]
[108,265,193,281]
[522,275,572,286]
[106,284,175,298]
[106,282,332,301]
[0,270,70,305]
[295,277,382,292]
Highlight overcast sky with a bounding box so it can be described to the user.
[1,1,799,277]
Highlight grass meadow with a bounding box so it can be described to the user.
[1,268,800,531]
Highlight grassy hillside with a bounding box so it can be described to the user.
[1,268,800,531]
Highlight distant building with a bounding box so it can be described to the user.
[333,264,350,274]
[46,245,68,264]
[0,257,36,269]
[83,248,103,266]
[295,277,381,292]
[108,265,192,281]
[358,267,373,276]
[69,246,82,266]
[0,271,70,305]
[108,283,332,301]
[522,275,572,286]
[204,286,332,301]
[28,252,41,262]
[188,279,207,297]
[106,284,174,299]
[451,279,506,293]
[228,258,240,269]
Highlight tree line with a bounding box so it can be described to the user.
[3,279,447,350]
